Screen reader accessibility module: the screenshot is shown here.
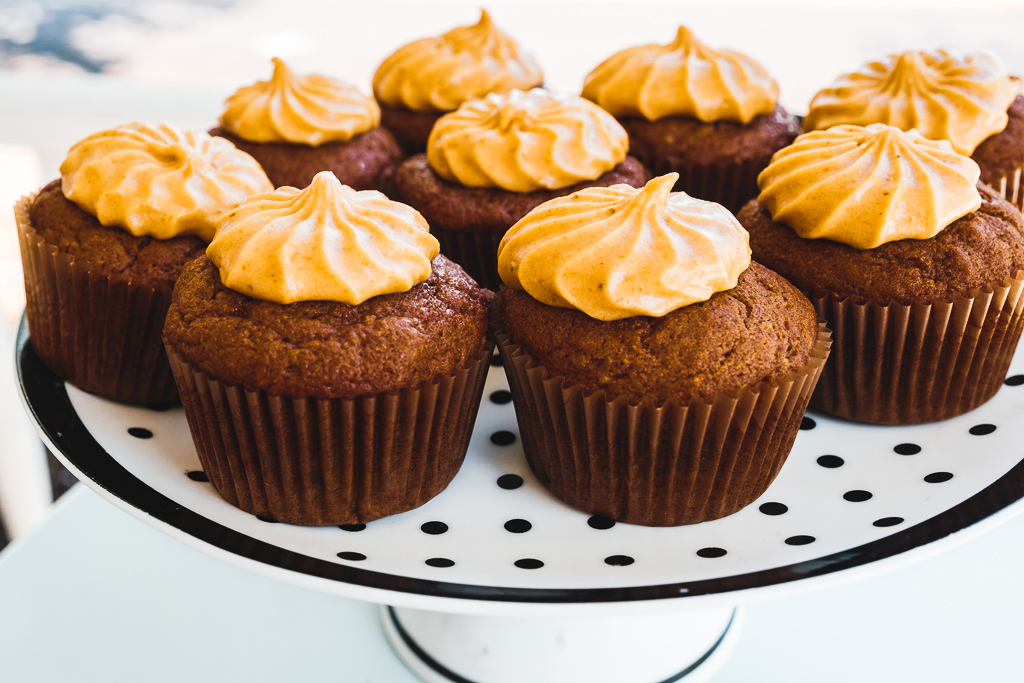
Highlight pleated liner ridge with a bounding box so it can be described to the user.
[15,195,179,405]
[990,164,1024,211]
[659,156,762,216]
[810,271,1024,424]
[493,298,833,527]
[431,224,505,292]
[164,339,494,525]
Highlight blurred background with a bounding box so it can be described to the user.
[1,0,1024,548]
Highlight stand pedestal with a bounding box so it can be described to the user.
[381,605,741,683]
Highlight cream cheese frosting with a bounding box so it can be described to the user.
[498,173,751,320]
[372,10,543,112]
[757,124,982,249]
[219,58,380,146]
[581,26,778,124]
[427,88,629,192]
[207,171,439,305]
[60,122,273,242]
[803,49,1017,156]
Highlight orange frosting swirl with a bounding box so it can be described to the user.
[581,26,778,124]
[804,50,1017,155]
[60,122,272,242]
[427,88,628,192]
[373,10,543,112]
[207,171,439,305]
[498,174,751,321]
[220,58,380,146]
[758,124,982,250]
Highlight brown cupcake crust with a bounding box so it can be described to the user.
[29,179,207,290]
[739,184,1024,304]
[164,255,490,399]
[501,261,818,405]
[392,154,649,233]
[379,104,446,156]
[972,94,1024,190]
[210,126,403,193]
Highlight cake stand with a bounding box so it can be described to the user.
[16,314,1024,683]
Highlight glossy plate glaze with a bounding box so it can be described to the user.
[16,315,1024,616]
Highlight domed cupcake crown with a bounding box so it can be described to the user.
[498,173,751,321]
[581,26,779,123]
[207,171,439,305]
[803,49,1017,155]
[373,10,543,112]
[60,122,273,242]
[758,124,982,249]
[427,88,629,192]
[220,58,380,146]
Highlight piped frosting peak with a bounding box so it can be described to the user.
[207,171,439,305]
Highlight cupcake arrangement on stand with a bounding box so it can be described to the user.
[14,13,1024,683]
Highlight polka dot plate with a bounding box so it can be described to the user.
[17,316,1024,614]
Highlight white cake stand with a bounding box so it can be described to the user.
[17,315,1024,683]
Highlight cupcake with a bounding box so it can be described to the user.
[581,26,800,214]
[391,87,648,290]
[211,58,402,192]
[495,174,830,526]
[739,124,1024,424]
[163,171,492,525]
[17,122,272,404]
[372,10,543,155]
[803,49,1024,208]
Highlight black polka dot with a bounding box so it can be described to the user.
[800,416,816,430]
[490,430,517,446]
[969,424,997,436]
[759,502,788,516]
[817,455,845,468]
[337,551,366,561]
[873,517,904,527]
[504,518,532,533]
[256,515,279,523]
[489,390,513,405]
[785,535,816,546]
[490,354,503,367]
[588,515,616,530]
[925,472,954,483]
[843,490,873,502]
[515,558,544,569]
[605,555,634,566]
[697,547,727,558]
[497,474,524,490]
[894,443,921,456]
[127,427,153,439]
[339,524,366,532]
[186,470,209,482]
[425,558,455,568]
[146,403,172,412]
[1005,374,1024,386]
[421,521,449,535]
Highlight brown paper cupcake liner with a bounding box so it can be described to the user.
[989,164,1024,211]
[809,272,1024,424]
[432,225,505,291]
[16,195,179,405]
[493,300,832,526]
[164,339,494,525]
[657,156,762,215]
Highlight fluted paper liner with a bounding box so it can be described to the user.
[164,339,493,525]
[494,300,832,526]
[432,225,505,291]
[664,156,762,215]
[810,272,1024,424]
[16,195,178,404]
[990,163,1024,211]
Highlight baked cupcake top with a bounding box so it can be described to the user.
[61,122,272,243]
[373,10,543,113]
[427,88,629,192]
[581,26,778,124]
[498,173,751,320]
[803,49,1018,155]
[207,171,439,305]
[757,124,981,249]
[219,58,380,146]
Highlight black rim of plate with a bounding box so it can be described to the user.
[17,315,1024,604]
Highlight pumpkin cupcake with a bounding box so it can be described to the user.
[740,124,1024,424]
[582,26,800,214]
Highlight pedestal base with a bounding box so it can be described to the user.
[381,604,742,683]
